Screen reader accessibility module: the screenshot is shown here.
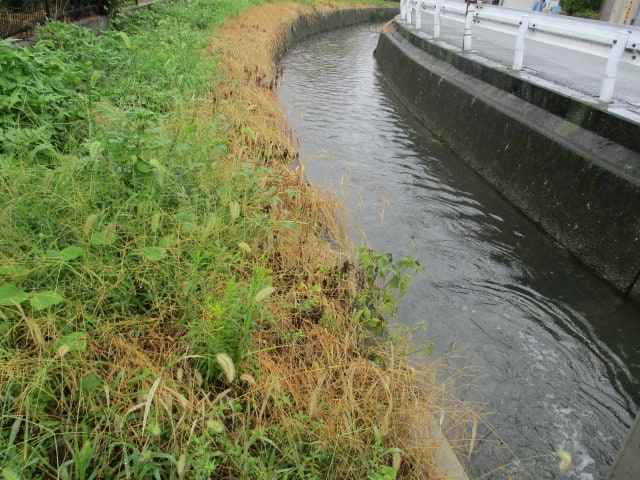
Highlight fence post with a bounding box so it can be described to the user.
[512,15,530,70]
[599,30,630,103]
[400,0,407,19]
[416,0,422,29]
[407,0,413,23]
[463,3,475,51]
[434,0,443,39]
[44,0,51,18]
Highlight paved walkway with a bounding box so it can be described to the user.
[405,6,640,123]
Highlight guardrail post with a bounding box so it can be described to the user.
[416,0,422,29]
[463,4,476,51]
[599,30,631,103]
[434,0,443,39]
[512,15,530,70]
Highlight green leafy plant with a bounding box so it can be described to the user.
[0,2,273,477]
[355,247,424,335]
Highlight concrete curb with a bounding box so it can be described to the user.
[374,19,640,300]
[392,20,640,154]
[607,414,640,479]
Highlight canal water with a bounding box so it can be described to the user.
[276,24,640,479]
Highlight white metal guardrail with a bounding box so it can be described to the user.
[399,0,640,103]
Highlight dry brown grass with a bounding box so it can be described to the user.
[200,2,478,478]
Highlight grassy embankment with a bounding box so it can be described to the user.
[0,1,472,478]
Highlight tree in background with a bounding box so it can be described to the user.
[561,0,603,18]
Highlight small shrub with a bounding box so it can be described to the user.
[355,247,423,335]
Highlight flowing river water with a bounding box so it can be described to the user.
[275,24,640,479]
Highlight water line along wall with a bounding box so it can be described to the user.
[374,19,640,301]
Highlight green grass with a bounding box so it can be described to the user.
[0,1,432,478]
[0,2,285,478]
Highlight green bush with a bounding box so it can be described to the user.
[1,0,42,10]
[561,0,602,17]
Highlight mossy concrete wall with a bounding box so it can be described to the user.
[273,6,398,62]
[374,20,640,301]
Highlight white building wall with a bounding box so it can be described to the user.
[500,0,533,9]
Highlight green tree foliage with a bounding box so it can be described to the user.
[561,0,603,18]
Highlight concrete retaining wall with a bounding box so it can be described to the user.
[391,21,640,154]
[273,6,398,62]
[374,20,640,300]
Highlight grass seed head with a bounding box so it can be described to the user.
[215,352,236,383]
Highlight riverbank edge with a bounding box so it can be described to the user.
[374,19,640,301]
[264,7,470,479]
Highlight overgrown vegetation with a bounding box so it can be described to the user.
[0,1,472,478]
